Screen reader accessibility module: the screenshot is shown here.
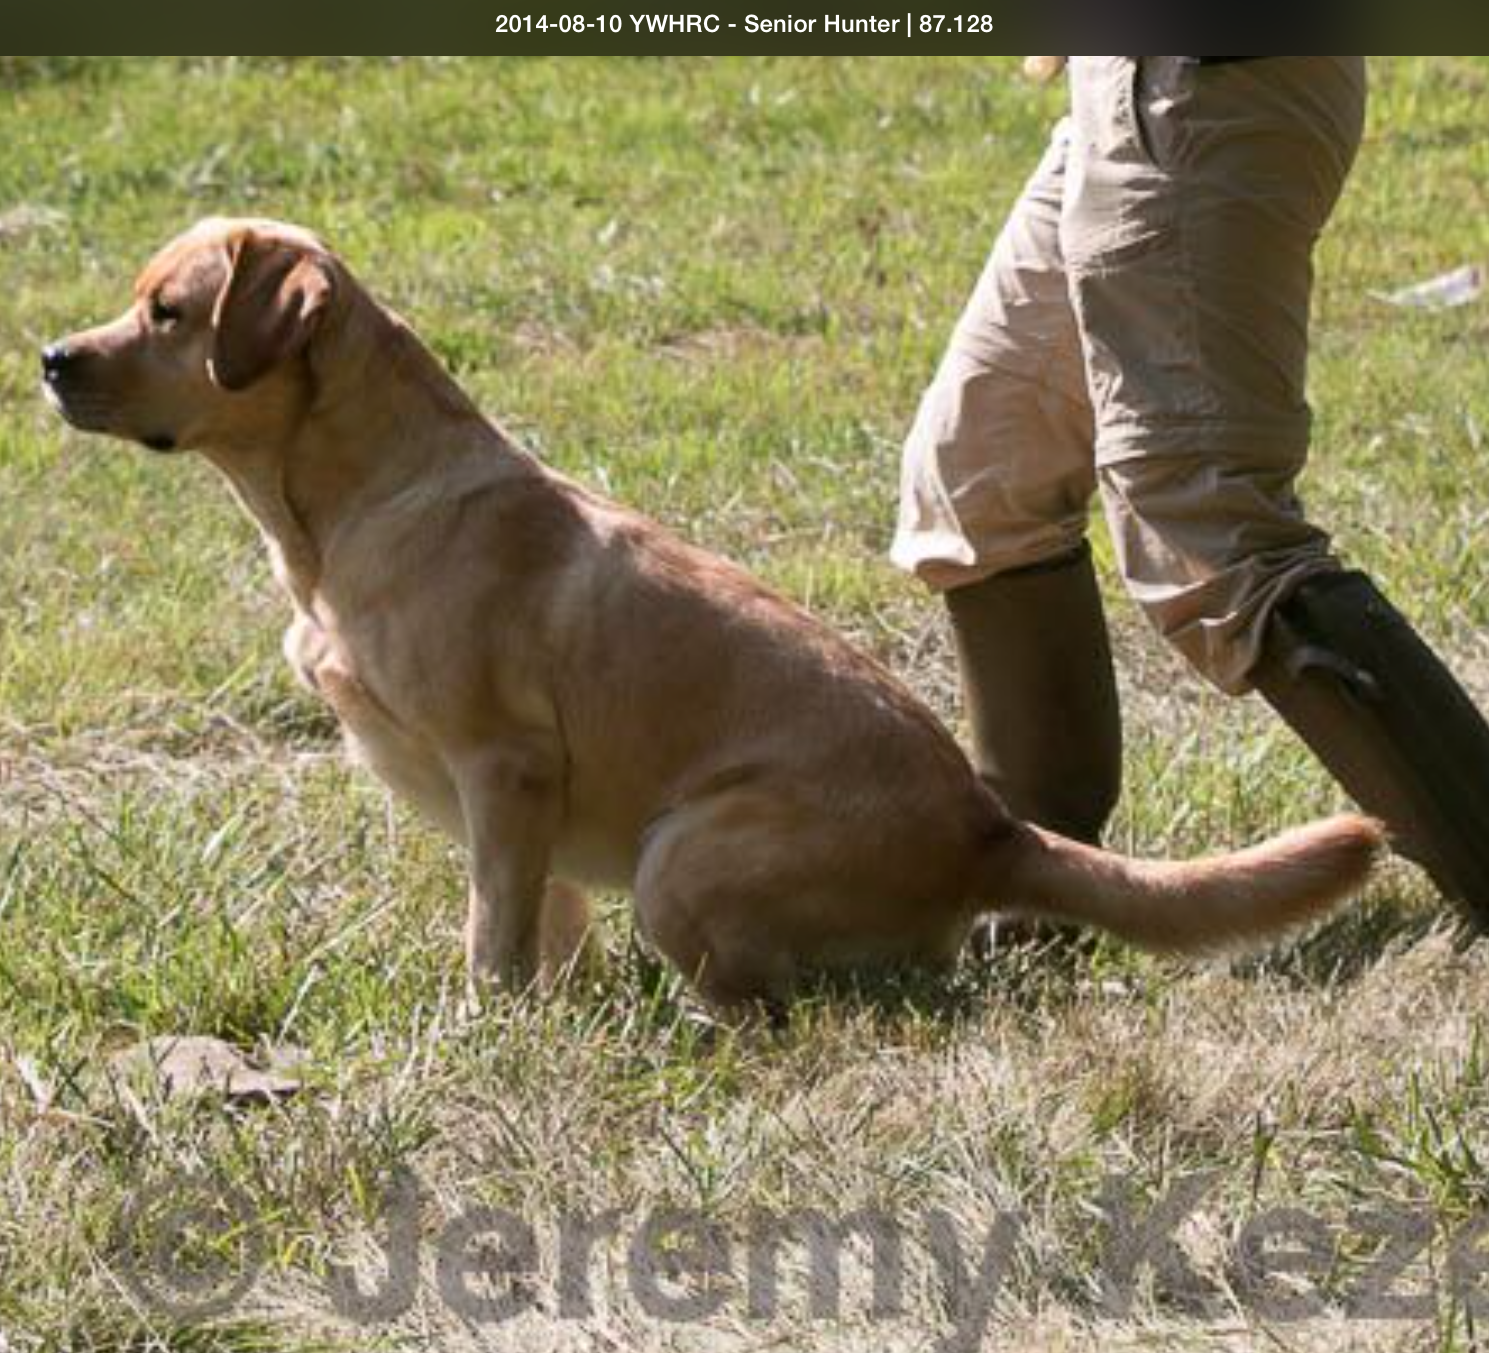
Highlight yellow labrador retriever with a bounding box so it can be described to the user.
[42,218,1382,1010]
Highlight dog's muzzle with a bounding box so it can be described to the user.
[40,341,176,451]
[40,341,97,426]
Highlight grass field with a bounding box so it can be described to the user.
[4,56,1489,1353]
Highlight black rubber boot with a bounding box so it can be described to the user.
[1252,570,1489,931]
[947,544,1124,958]
[946,542,1124,845]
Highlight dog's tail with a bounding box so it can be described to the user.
[986,815,1384,953]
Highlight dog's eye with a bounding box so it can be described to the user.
[148,294,182,328]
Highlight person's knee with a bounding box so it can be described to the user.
[894,366,1096,592]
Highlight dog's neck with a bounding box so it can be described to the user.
[205,293,536,616]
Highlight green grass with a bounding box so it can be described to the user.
[3,56,1489,1352]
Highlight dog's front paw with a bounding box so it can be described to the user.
[459,959,535,1024]
[466,951,537,997]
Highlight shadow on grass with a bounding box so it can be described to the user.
[784,927,1132,1038]
[786,896,1465,1034]
[586,888,1464,1052]
[1233,889,1459,989]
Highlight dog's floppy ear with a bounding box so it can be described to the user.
[210,231,334,392]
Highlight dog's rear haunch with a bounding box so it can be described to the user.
[44,217,1381,1012]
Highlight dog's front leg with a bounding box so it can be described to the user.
[452,739,563,994]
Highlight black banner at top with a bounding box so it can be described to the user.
[0,0,1423,56]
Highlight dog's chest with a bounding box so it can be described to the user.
[283,612,463,838]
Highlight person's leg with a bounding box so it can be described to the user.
[1251,574,1489,924]
[894,121,1121,844]
[1064,56,1489,926]
[945,544,1120,842]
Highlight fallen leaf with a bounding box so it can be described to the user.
[110,1036,306,1104]
[1373,264,1483,310]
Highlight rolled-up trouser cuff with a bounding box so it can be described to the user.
[1096,439,1340,694]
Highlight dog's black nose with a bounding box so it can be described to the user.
[41,343,74,382]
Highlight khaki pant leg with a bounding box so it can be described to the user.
[893,120,1096,591]
[1062,56,1368,693]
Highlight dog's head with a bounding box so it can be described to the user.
[42,217,339,454]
